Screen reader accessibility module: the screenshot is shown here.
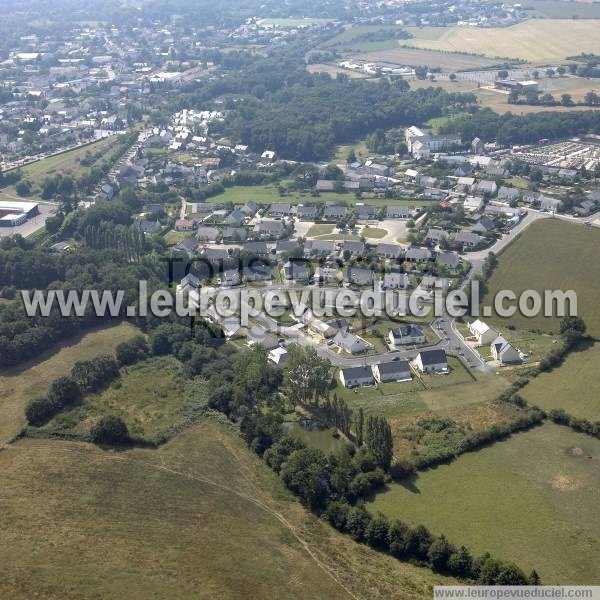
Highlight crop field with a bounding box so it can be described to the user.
[368,423,600,584]
[522,340,600,421]
[483,219,600,337]
[401,20,600,63]
[0,323,140,447]
[319,25,410,52]
[355,46,499,72]
[0,421,455,599]
[40,357,208,442]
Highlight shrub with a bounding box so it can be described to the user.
[116,335,149,366]
[90,415,130,445]
[25,397,58,426]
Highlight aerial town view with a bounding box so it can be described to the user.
[0,0,599,598]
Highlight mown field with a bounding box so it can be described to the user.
[368,422,600,584]
[483,219,600,337]
[0,323,140,447]
[402,20,600,63]
[0,421,455,599]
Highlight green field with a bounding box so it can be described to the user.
[483,219,600,336]
[41,357,209,442]
[319,25,408,52]
[306,223,335,237]
[0,421,455,598]
[522,341,600,421]
[205,184,358,206]
[362,227,388,239]
[368,423,600,584]
[402,20,600,63]
[0,137,119,204]
[0,323,140,447]
[259,17,333,27]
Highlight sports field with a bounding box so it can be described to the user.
[402,20,600,63]
[0,421,455,598]
[369,423,600,584]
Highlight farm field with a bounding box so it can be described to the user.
[522,341,600,421]
[0,323,140,447]
[0,421,455,599]
[40,357,208,442]
[401,20,600,63]
[319,25,409,52]
[368,423,600,584]
[354,46,500,72]
[483,219,600,336]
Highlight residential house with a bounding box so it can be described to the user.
[222,227,247,241]
[275,240,301,256]
[269,203,292,217]
[425,228,448,245]
[386,205,411,219]
[282,260,310,283]
[355,204,378,220]
[539,196,563,212]
[134,219,161,235]
[497,186,520,203]
[268,347,289,367]
[224,209,245,227]
[175,219,196,232]
[296,205,318,220]
[219,269,241,288]
[436,251,459,270]
[475,180,498,196]
[345,267,374,286]
[405,247,431,263]
[304,240,336,258]
[491,336,521,364]
[468,320,498,345]
[339,366,374,388]
[334,331,368,355]
[323,205,348,220]
[180,273,200,297]
[341,240,365,256]
[254,219,285,237]
[240,241,268,256]
[413,349,448,373]
[454,231,481,249]
[240,201,258,217]
[243,263,273,282]
[376,243,403,260]
[196,226,219,242]
[388,325,426,348]
[203,248,230,262]
[456,176,476,193]
[314,264,339,283]
[174,237,198,258]
[247,325,279,351]
[419,276,449,293]
[382,271,409,290]
[372,360,412,383]
[464,196,484,212]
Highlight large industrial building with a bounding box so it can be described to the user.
[0,200,39,227]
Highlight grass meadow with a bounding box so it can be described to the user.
[368,422,600,584]
[0,421,455,599]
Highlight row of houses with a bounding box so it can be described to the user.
[339,348,449,388]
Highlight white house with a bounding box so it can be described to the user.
[468,320,498,345]
[413,349,448,374]
[339,366,374,388]
[490,336,521,364]
[268,347,289,366]
[334,331,368,354]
